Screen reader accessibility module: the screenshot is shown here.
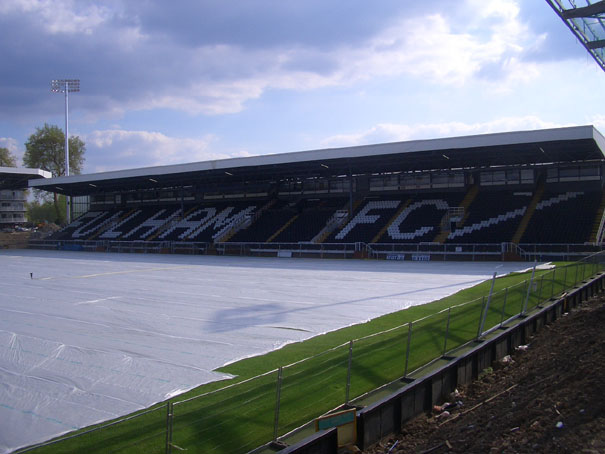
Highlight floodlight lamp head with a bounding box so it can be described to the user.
[51,79,80,93]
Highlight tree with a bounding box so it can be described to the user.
[23,124,86,223]
[23,124,85,176]
[0,147,17,167]
[27,198,66,225]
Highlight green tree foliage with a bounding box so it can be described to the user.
[23,124,85,176]
[27,198,66,225]
[0,147,17,167]
[23,124,85,223]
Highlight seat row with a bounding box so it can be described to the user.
[54,188,603,245]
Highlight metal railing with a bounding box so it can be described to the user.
[16,252,605,454]
[216,241,360,259]
[28,238,605,261]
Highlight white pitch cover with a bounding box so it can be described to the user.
[0,251,530,453]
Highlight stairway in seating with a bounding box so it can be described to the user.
[315,199,362,244]
[88,209,136,240]
[220,199,277,243]
[371,198,411,243]
[266,214,299,243]
[511,181,545,244]
[590,187,605,243]
[432,185,479,243]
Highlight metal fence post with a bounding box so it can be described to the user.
[478,272,497,338]
[345,340,353,405]
[575,262,579,285]
[522,263,537,315]
[442,307,451,356]
[537,275,544,305]
[404,322,413,378]
[563,265,568,289]
[273,367,283,442]
[477,295,486,338]
[165,402,173,454]
[499,287,508,326]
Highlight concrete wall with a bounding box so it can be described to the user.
[278,428,338,454]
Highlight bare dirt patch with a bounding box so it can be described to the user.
[0,231,30,248]
[364,294,605,454]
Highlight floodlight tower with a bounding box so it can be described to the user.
[51,79,80,223]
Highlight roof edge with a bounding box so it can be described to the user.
[29,125,604,188]
[591,125,605,157]
[0,167,52,179]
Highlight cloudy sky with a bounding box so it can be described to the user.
[0,0,604,174]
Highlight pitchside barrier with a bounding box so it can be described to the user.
[14,253,605,454]
[353,264,605,451]
[27,239,605,261]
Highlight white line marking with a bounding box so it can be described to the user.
[74,296,122,306]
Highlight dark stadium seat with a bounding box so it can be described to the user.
[50,185,604,248]
[446,190,531,244]
[521,190,602,244]
[53,209,121,240]
[272,198,347,243]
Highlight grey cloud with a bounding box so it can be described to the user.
[281,50,340,74]
[0,0,507,122]
[127,0,412,49]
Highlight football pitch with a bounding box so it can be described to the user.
[0,250,529,453]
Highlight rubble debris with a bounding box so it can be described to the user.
[435,410,450,420]
[449,388,461,400]
[499,355,515,365]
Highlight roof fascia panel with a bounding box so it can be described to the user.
[0,167,52,179]
[28,126,604,191]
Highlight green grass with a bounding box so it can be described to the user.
[20,261,600,454]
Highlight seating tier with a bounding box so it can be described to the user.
[521,190,601,244]
[51,186,602,246]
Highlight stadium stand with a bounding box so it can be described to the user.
[49,184,604,249]
[33,126,605,260]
